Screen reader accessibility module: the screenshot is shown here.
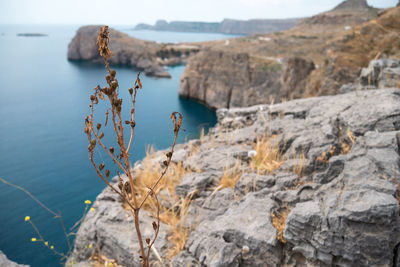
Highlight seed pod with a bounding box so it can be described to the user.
[99,163,105,171]
[145,238,150,245]
[130,121,136,128]
[128,88,133,95]
[152,221,157,231]
[96,123,101,130]
[163,160,168,166]
[105,169,110,178]
[124,182,131,194]
[118,182,123,191]
[125,120,130,125]
[91,139,96,146]
[90,95,95,101]
[110,69,116,77]
[110,81,118,89]
[99,133,104,139]
[116,106,121,112]
[109,147,114,154]
[166,152,172,158]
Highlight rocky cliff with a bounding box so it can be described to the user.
[67,26,200,78]
[178,4,400,109]
[68,86,400,266]
[179,50,314,109]
[0,251,30,267]
[134,18,300,35]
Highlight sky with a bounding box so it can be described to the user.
[0,0,397,25]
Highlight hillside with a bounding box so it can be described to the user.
[68,87,400,266]
[134,18,300,35]
[179,2,400,109]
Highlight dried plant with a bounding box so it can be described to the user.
[270,207,291,244]
[84,26,183,267]
[250,135,285,174]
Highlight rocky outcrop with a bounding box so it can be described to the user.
[179,49,315,109]
[69,87,400,266]
[0,251,30,267]
[333,0,370,11]
[134,18,300,35]
[339,58,400,93]
[68,26,200,78]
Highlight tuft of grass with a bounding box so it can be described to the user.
[219,160,243,189]
[162,195,193,261]
[250,135,285,174]
[292,151,306,178]
[270,207,291,244]
[127,147,193,261]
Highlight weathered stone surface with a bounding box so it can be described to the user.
[0,251,30,267]
[69,88,400,266]
[67,180,170,267]
[185,193,282,267]
[179,51,315,109]
[359,58,400,88]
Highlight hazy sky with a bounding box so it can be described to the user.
[0,0,397,25]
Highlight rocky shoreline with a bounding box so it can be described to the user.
[67,26,200,78]
[68,86,400,266]
[0,250,30,267]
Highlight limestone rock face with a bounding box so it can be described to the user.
[68,26,171,78]
[69,88,400,266]
[0,251,30,267]
[179,49,315,109]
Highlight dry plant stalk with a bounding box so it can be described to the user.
[84,26,183,267]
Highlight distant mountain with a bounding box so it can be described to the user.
[134,18,300,35]
[333,0,370,10]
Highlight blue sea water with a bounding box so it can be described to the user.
[0,25,236,267]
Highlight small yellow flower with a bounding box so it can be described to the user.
[108,263,113,266]
[90,207,95,212]
[50,245,54,250]
[24,216,30,221]
[31,238,37,242]
[88,243,92,249]
[84,200,91,205]
[44,241,48,246]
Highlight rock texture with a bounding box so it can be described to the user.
[179,50,315,109]
[0,251,30,267]
[134,18,300,35]
[69,87,400,266]
[68,26,200,78]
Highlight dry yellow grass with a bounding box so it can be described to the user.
[292,151,306,178]
[90,252,123,267]
[250,135,285,174]
[270,208,291,244]
[126,147,193,261]
[219,160,243,189]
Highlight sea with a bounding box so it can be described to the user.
[0,24,239,267]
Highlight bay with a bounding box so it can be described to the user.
[0,24,236,267]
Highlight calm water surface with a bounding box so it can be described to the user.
[0,24,236,267]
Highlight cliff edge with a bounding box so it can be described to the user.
[68,86,400,266]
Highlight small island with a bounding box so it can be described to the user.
[16,33,48,37]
